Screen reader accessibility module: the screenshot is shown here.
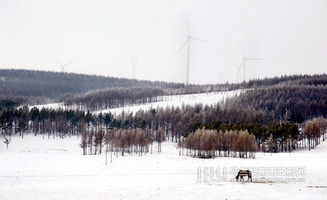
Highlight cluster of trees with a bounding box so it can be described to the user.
[245,74,327,88]
[180,129,257,158]
[0,107,87,140]
[226,85,327,123]
[80,128,165,157]
[303,117,327,150]
[261,122,299,152]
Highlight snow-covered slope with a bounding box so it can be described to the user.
[0,135,326,200]
[30,90,243,115]
[98,90,242,115]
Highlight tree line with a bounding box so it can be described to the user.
[64,87,168,111]
[1,104,326,155]
[0,69,236,107]
[0,69,185,105]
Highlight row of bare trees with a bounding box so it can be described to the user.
[80,128,166,157]
[180,129,258,159]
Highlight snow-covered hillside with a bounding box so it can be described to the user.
[0,135,326,200]
[30,90,243,115]
[98,90,242,115]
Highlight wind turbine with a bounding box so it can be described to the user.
[130,57,138,79]
[239,45,262,82]
[177,21,208,85]
[217,65,228,84]
[55,58,76,73]
[229,62,243,83]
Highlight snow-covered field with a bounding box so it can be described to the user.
[0,135,326,200]
[30,90,243,115]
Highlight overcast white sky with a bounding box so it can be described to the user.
[0,0,326,84]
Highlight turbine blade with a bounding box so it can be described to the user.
[228,62,238,68]
[63,58,76,67]
[240,60,245,68]
[189,36,209,43]
[54,59,63,66]
[220,64,229,75]
[185,19,190,36]
[238,43,246,57]
[228,62,243,70]
[245,57,262,61]
[177,39,188,53]
[239,62,243,69]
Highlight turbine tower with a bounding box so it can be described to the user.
[55,58,76,73]
[217,65,228,84]
[239,45,262,82]
[178,21,208,85]
[131,57,138,79]
[229,63,242,83]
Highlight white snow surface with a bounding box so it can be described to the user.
[0,135,326,200]
[30,90,243,115]
[32,102,64,110]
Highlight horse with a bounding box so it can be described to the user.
[235,170,252,182]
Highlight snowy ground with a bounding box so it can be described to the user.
[30,90,243,115]
[0,135,326,200]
